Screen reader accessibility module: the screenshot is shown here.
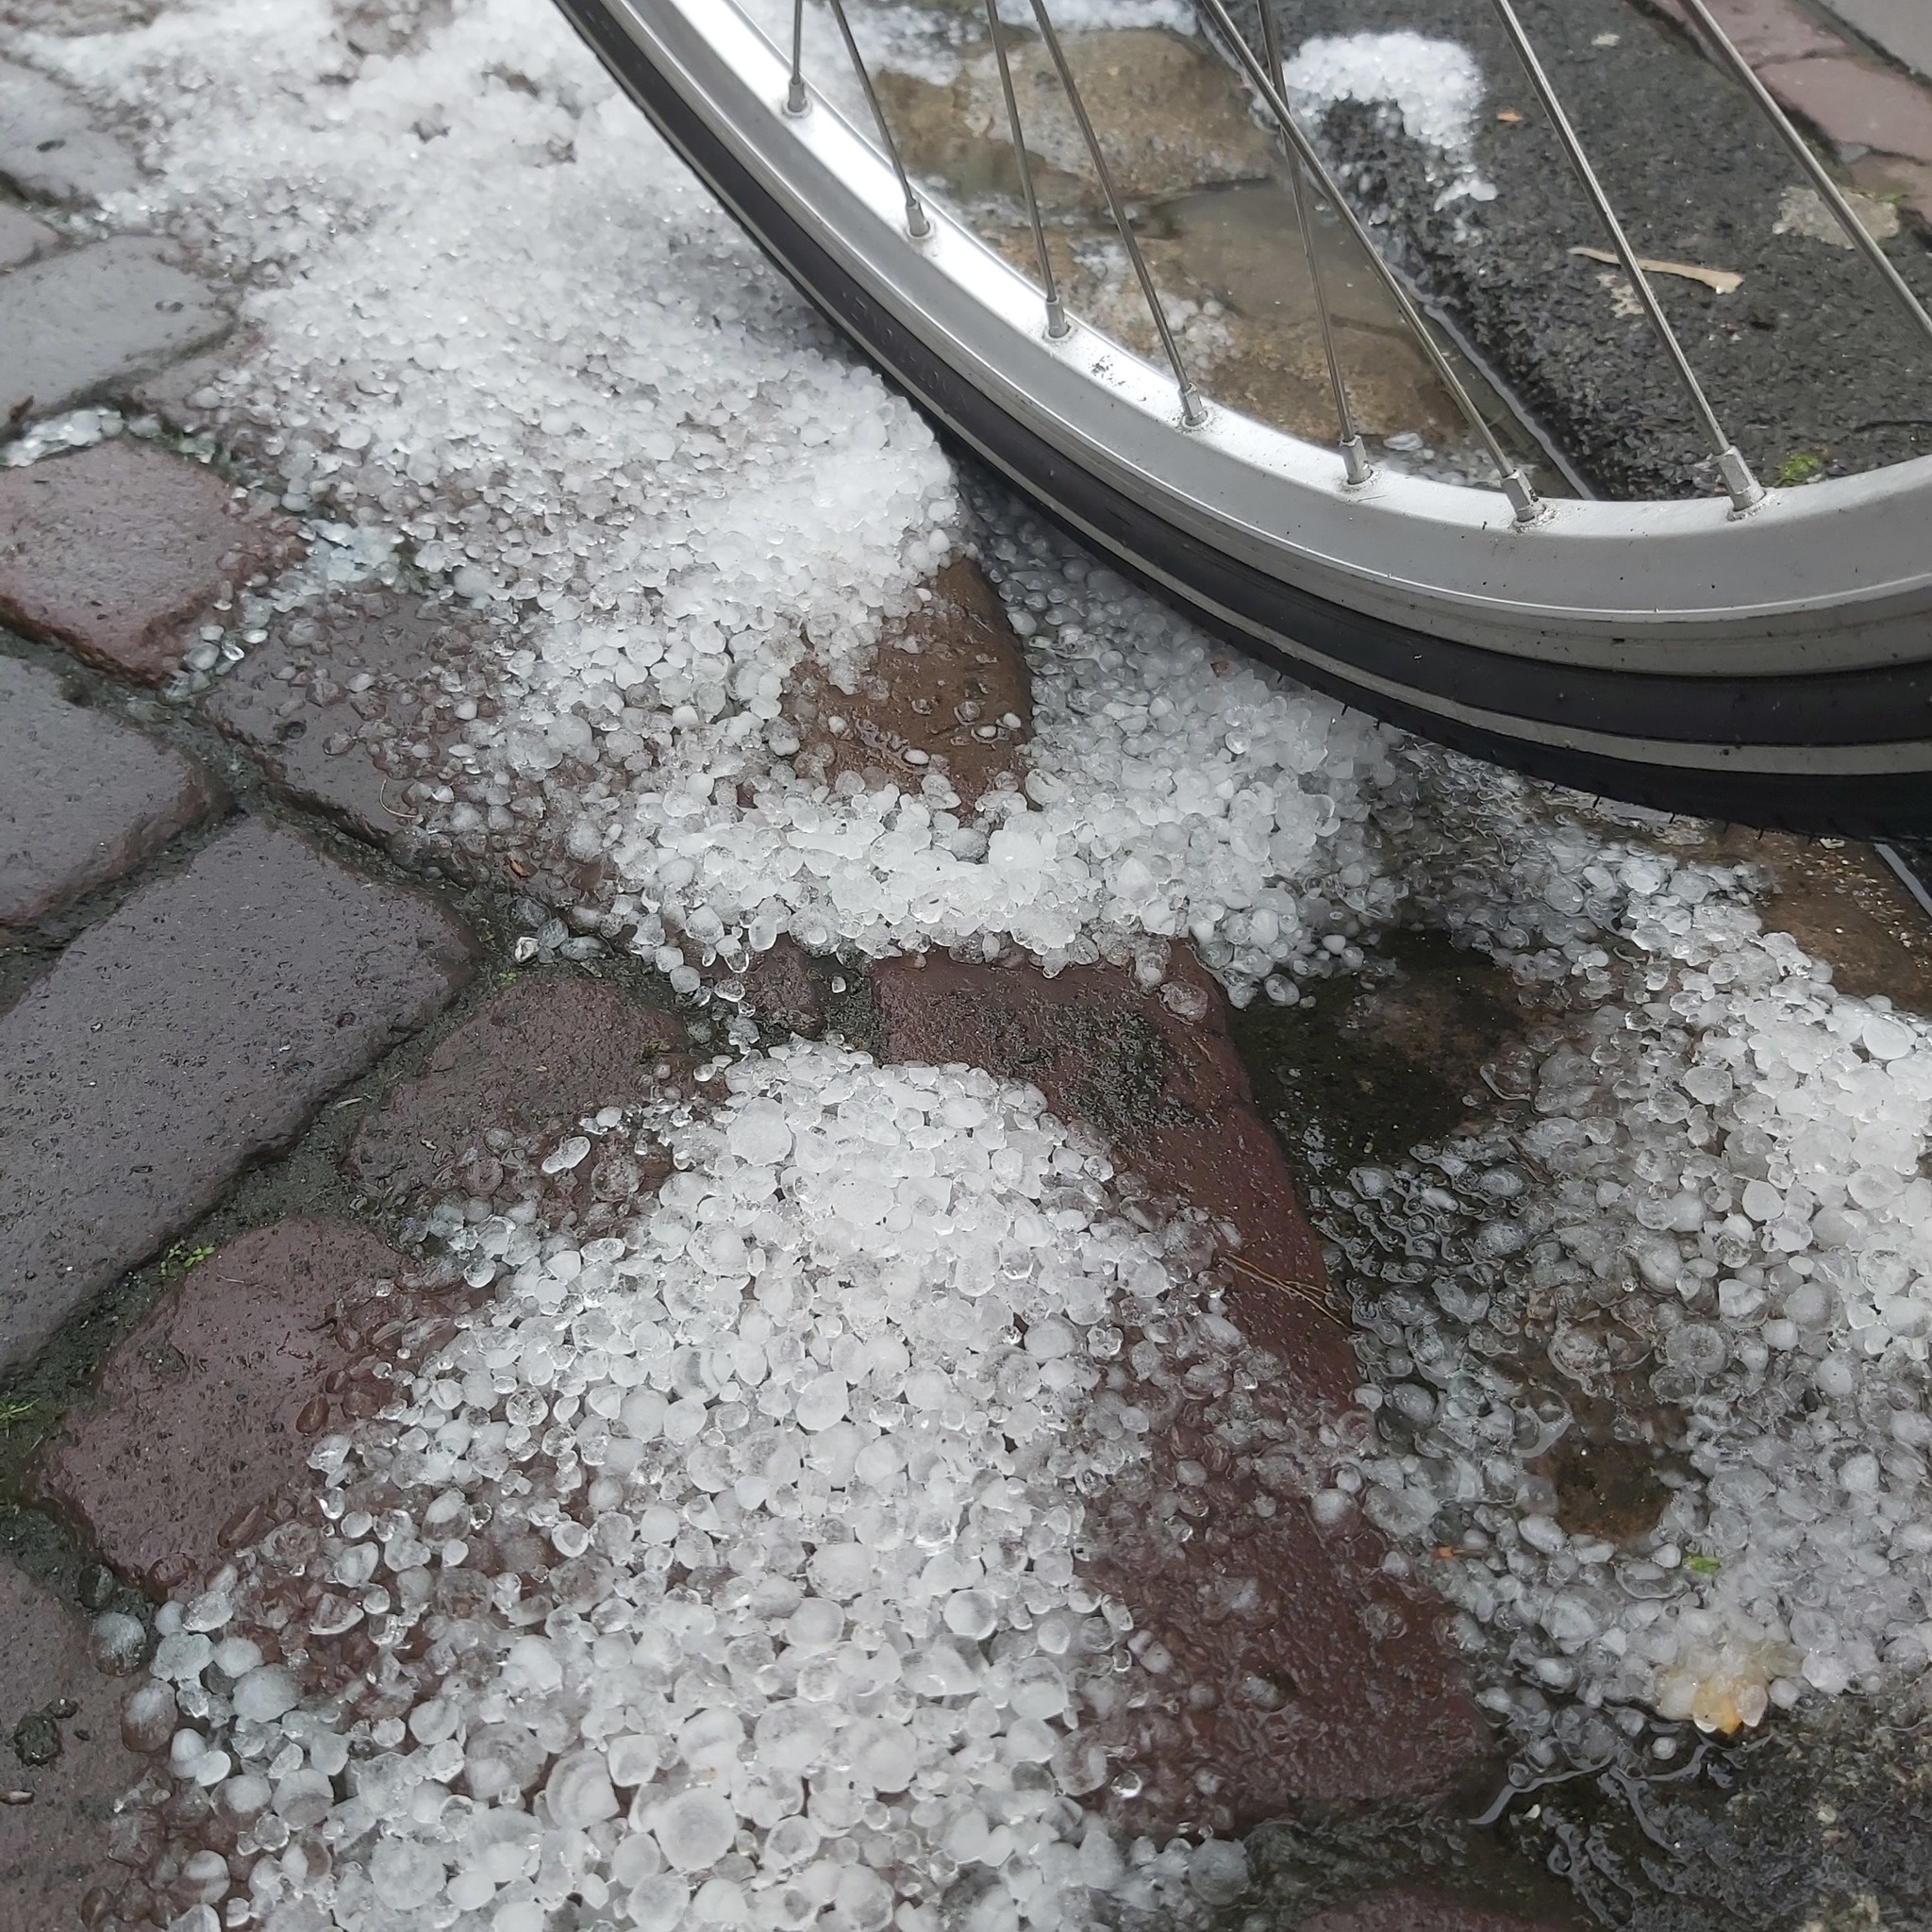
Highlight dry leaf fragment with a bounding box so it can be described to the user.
[1568,245,1742,295]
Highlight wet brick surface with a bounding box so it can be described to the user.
[871,944,1495,1816]
[1761,51,1932,159]
[1646,0,1843,63]
[787,558,1032,811]
[343,970,690,1204]
[1819,0,1932,79]
[0,1560,146,1932]
[0,59,139,208]
[0,654,221,931]
[122,341,250,436]
[0,440,292,685]
[1294,1887,1585,1932]
[0,200,56,270]
[870,942,1338,1382]
[32,1218,408,1587]
[0,238,229,425]
[202,588,484,854]
[0,815,477,1370]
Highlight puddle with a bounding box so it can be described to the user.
[1224,871,1932,1929]
[1229,926,1523,1177]
[873,22,1572,491]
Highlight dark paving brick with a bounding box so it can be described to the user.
[203,589,486,852]
[0,654,220,930]
[870,942,1335,1378]
[1762,53,1932,160]
[0,238,229,425]
[787,558,1030,812]
[344,970,690,1203]
[0,815,478,1370]
[0,440,295,685]
[0,60,138,208]
[122,338,249,435]
[0,1559,146,1932]
[32,1218,412,1586]
[1295,1889,1584,1932]
[0,200,56,270]
[1853,148,1932,221]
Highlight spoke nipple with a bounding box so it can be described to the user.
[1502,469,1546,525]
[908,201,933,240]
[1341,436,1373,487]
[1179,385,1208,429]
[784,75,808,115]
[1044,299,1071,341]
[1717,445,1766,513]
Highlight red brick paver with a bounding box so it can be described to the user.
[0,816,477,1369]
[33,1219,408,1586]
[344,971,690,1202]
[872,945,1494,1820]
[0,441,294,685]
[0,1561,146,1932]
[0,239,230,425]
[0,654,221,930]
[203,589,487,854]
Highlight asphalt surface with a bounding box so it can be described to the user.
[1217,0,1932,497]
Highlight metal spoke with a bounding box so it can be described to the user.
[1027,0,1206,426]
[1252,0,1371,484]
[982,0,1069,339]
[1677,0,1932,355]
[786,0,807,115]
[824,0,930,238]
[1486,0,1761,512]
[1191,0,1542,520]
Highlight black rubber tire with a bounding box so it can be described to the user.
[555,0,1932,838]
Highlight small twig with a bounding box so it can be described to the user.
[1220,1252,1350,1329]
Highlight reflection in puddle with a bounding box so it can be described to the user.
[875,25,1572,492]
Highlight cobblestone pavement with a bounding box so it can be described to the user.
[8,10,1932,1932]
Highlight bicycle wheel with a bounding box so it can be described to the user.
[556,0,1932,833]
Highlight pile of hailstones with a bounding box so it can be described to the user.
[109,1047,1262,1932]
[1307,821,1932,1761]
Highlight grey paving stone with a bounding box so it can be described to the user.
[32,1217,408,1587]
[122,337,248,433]
[0,1560,147,1932]
[0,654,221,930]
[0,198,55,269]
[0,236,228,425]
[203,590,479,850]
[0,439,296,684]
[1820,0,1932,79]
[0,815,478,1370]
[0,58,138,207]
